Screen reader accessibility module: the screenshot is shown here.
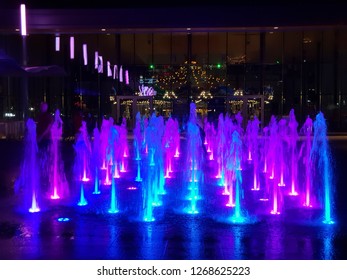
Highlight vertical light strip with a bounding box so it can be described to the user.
[107,61,112,77]
[95,51,99,69]
[119,66,123,82]
[70,36,74,59]
[20,4,27,36]
[98,56,103,73]
[55,36,60,52]
[83,44,88,65]
[125,70,129,84]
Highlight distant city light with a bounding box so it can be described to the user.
[4,113,16,117]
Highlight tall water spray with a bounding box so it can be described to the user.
[226,130,244,223]
[92,126,101,194]
[49,109,69,199]
[288,109,299,196]
[141,113,165,221]
[311,112,334,224]
[300,115,313,207]
[16,119,41,212]
[184,102,204,214]
[74,121,92,206]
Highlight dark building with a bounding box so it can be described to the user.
[1,1,347,134]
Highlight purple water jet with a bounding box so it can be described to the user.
[49,109,69,199]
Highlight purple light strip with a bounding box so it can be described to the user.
[20,4,27,36]
[83,44,88,65]
[70,36,74,59]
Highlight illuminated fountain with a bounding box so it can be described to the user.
[311,112,334,224]
[184,102,205,214]
[134,112,143,161]
[106,125,121,213]
[300,115,313,207]
[215,113,226,185]
[92,126,101,194]
[141,113,166,221]
[226,130,244,223]
[266,115,282,214]
[288,109,299,196]
[15,118,41,213]
[162,116,176,179]
[73,121,92,206]
[14,104,334,226]
[49,109,69,200]
[203,118,216,160]
[246,116,261,191]
[119,117,129,172]
[277,117,287,188]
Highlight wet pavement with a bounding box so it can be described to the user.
[0,137,347,260]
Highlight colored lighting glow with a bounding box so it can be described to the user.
[77,183,88,206]
[313,112,334,224]
[29,192,40,213]
[149,64,154,69]
[29,207,40,213]
[94,51,99,69]
[107,61,112,77]
[29,205,40,213]
[70,36,74,59]
[20,4,27,36]
[98,56,103,73]
[289,190,298,196]
[82,167,89,182]
[113,164,120,178]
[125,70,129,85]
[229,215,246,224]
[119,66,123,82]
[144,217,155,222]
[55,36,60,51]
[93,167,101,194]
[50,191,60,200]
[57,217,70,222]
[108,177,119,214]
[83,44,88,65]
[17,104,336,229]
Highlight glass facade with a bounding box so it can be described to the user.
[1,28,347,133]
